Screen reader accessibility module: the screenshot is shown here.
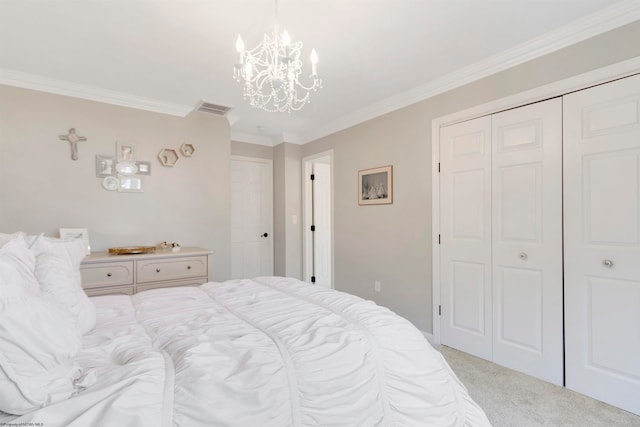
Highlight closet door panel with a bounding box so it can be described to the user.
[440,116,493,360]
[492,98,564,385]
[564,73,640,415]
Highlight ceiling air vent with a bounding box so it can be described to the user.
[195,100,232,116]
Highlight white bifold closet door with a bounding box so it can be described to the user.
[564,73,640,415]
[440,98,563,385]
[440,115,493,360]
[491,98,563,385]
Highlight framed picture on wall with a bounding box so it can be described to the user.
[118,176,143,192]
[116,141,135,162]
[95,155,115,177]
[358,165,393,205]
[136,161,151,175]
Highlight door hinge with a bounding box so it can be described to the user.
[438,305,441,316]
[438,162,440,173]
[310,225,315,232]
[311,276,316,283]
[310,174,315,180]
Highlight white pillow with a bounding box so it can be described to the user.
[0,236,40,297]
[35,253,96,334]
[0,232,25,248]
[0,295,83,415]
[30,236,95,334]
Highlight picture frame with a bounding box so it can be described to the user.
[358,165,393,205]
[95,155,115,177]
[136,161,151,175]
[59,227,91,253]
[118,175,143,192]
[116,141,135,162]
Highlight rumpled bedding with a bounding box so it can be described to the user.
[2,277,490,426]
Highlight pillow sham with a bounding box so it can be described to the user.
[30,236,95,334]
[34,252,96,334]
[0,236,40,297]
[0,295,83,415]
[0,232,24,248]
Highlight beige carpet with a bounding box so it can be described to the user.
[439,345,640,427]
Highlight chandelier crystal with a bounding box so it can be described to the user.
[233,4,322,113]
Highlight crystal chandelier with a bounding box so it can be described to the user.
[233,1,322,113]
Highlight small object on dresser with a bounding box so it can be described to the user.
[108,246,156,255]
[171,242,181,252]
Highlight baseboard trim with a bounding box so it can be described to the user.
[421,331,440,349]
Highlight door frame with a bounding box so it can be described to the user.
[302,150,334,288]
[230,155,274,277]
[431,56,640,346]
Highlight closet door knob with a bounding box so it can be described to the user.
[602,259,614,267]
[156,268,161,273]
[519,252,528,260]
[107,273,112,277]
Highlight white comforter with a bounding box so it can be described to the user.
[5,277,490,426]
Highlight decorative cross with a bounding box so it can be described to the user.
[58,128,87,161]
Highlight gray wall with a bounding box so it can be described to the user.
[302,21,640,333]
[0,85,232,280]
[273,142,302,278]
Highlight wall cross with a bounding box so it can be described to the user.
[58,128,87,161]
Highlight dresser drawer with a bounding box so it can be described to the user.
[136,256,208,284]
[81,262,134,289]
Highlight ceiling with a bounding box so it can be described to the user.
[1,0,638,145]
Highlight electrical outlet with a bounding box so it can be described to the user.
[374,280,381,292]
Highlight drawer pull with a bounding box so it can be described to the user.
[107,273,112,277]
[156,268,161,273]
[187,265,191,270]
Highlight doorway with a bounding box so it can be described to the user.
[230,156,274,279]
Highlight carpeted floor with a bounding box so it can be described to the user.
[439,345,640,427]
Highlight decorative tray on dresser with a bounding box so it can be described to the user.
[80,247,213,296]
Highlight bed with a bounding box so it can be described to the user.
[0,233,490,426]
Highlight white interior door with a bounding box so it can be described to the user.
[564,73,640,415]
[231,157,273,279]
[491,98,563,385]
[440,116,493,360]
[312,161,332,288]
[303,154,333,288]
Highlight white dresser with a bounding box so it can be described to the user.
[80,247,213,296]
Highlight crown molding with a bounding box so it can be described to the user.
[225,114,241,126]
[300,0,640,143]
[230,131,306,146]
[0,68,193,117]
[282,133,304,145]
[230,131,274,146]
